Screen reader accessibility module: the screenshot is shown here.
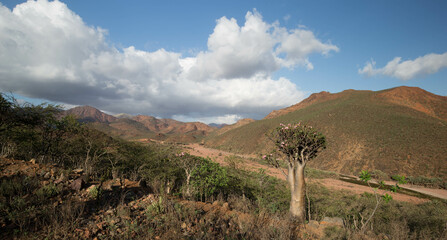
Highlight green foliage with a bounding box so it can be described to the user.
[87,185,102,200]
[205,89,447,179]
[390,185,399,193]
[36,184,60,199]
[191,158,228,200]
[382,193,392,203]
[137,145,185,193]
[224,167,290,213]
[359,170,371,182]
[0,175,52,232]
[307,183,447,238]
[145,196,165,219]
[268,122,326,164]
[406,176,447,189]
[392,175,407,184]
[370,169,390,181]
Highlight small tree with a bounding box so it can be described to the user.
[174,152,202,198]
[191,158,228,201]
[358,170,406,232]
[266,123,326,223]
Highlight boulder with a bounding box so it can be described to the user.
[308,220,320,228]
[70,178,85,191]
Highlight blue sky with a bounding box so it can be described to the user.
[0,0,446,123]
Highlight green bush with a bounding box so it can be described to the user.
[36,183,60,199]
[224,167,290,213]
[87,185,101,200]
[370,169,389,181]
[406,176,447,189]
[191,158,228,200]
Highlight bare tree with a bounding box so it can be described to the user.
[266,123,326,223]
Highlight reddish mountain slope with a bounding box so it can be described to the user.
[214,118,256,135]
[205,86,447,179]
[64,106,216,142]
[263,90,374,119]
[375,86,447,121]
[132,115,215,134]
[64,105,117,123]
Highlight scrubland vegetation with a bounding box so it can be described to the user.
[1,93,446,239]
[205,89,447,180]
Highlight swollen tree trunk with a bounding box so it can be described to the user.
[288,163,306,223]
[185,172,192,197]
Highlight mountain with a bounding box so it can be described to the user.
[264,91,337,119]
[204,86,447,179]
[132,115,215,135]
[64,106,216,142]
[209,123,228,129]
[213,118,256,136]
[374,86,447,121]
[63,105,117,123]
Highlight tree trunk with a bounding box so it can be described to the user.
[185,173,191,197]
[288,163,306,223]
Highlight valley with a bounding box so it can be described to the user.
[2,86,447,239]
[182,143,447,202]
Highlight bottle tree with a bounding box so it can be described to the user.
[266,122,326,223]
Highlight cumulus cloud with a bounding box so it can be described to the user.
[359,52,447,81]
[0,1,338,123]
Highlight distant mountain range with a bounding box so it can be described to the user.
[63,106,216,142]
[204,86,447,179]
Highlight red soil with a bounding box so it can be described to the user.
[185,144,447,204]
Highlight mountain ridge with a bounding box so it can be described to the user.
[64,105,117,123]
[205,86,447,179]
[63,106,216,142]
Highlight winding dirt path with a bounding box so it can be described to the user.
[184,144,447,204]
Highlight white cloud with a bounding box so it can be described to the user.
[275,28,339,70]
[185,11,280,80]
[0,1,337,123]
[359,52,447,80]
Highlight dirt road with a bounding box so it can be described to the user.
[185,144,447,204]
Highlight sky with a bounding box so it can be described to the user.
[0,0,446,124]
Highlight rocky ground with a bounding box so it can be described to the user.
[0,157,349,239]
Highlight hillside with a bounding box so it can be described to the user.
[205,86,447,179]
[64,106,216,142]
[212,118,256,136]
[63,105,117,123]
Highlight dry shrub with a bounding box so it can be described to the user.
[42,200,86,239]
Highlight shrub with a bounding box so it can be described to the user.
[406,176,447,189]
[36,183,60,199]
[191,158,228,200]
[370,169,389,181]
[224,155,244,169]
[87,185,101,200]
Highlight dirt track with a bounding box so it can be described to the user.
[185,144,447,204]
